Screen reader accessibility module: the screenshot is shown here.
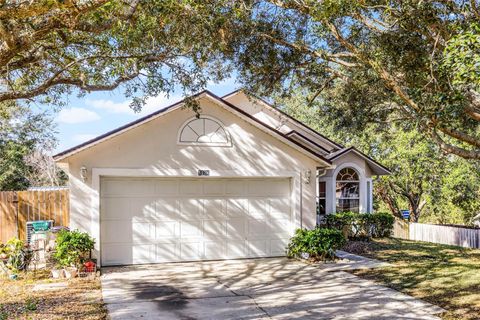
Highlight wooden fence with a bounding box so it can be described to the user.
[0,189,69,243]
[392,220,480,249]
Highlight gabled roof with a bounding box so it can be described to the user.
[54,90,332,167]
[327,146,391,175]
[222,89,344,151]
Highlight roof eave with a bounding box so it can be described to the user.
[329,147,391,175]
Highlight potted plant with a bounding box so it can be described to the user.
[50,266,64,279]
[53,230,95,279]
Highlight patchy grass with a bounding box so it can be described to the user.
[344,238,480,320]
[0,270,107,319]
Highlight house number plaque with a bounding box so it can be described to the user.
[198,169,210,176]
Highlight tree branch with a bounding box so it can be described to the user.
[258,32,359,68]
[437,126,480,149]
[430,130,480,159]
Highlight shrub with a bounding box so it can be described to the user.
[325,211,355,230]
[54,230,95,268]
[370,212,395,237]
[325,212,394,240]
[1,238,32,273]
[286,227,346,262]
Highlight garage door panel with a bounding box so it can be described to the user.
[101,198,131,220]
[248,219,268,237]
[226,218,246,238]
[226,199,247,217]
[248,240,268,256]
[102,244,133,265]
[155,199,178,220]
[204,241,226,259]
[155,221,178,239]
[180,220,203,237]
[180,241,202,260]
[269,209,292,221]
[204,220,226,237]
[248,199,268,216]
[268,219,292,234]
[132,221,155,242]
[179,199,203,219]
[102,179,155,197]
[203,180,225,195]
[226,180,245,195]
[226,240,247,258]
[130,198,156,218]
[101,220,132,243]
[270,238,289,256]
[204,199,225,218]
[247,180,290,197]
[270,198,290,214]
[101,177,293,265]
[155,180,178,195]
[155,242,178,262]
[132,244,156,264]
[179,180,202,194]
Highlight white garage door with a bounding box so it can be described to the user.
[100,177,294,266]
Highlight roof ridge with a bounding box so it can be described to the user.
[222,89,344,149]
[54,90,332,166]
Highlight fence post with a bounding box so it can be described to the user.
[13,192,19,239]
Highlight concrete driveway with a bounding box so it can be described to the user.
[101,258,443,320]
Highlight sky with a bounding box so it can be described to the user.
[52,77,238,154]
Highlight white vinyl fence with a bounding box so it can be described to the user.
[393,221,480,249]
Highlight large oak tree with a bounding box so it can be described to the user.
[223,0,480,160]
[2,0,480,160]
[0,0,240,110]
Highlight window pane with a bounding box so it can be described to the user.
[336,182,359,198]
[318,181,326,198]
[337,168,359,181]
[336,199,359,213]
[316,198,326,215]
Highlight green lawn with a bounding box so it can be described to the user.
[344,238,480,320]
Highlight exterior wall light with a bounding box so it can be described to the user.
[80,166,88,182]
[303,169,311,184]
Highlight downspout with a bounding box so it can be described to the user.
[317,168,327,178]
[299,171,303,229]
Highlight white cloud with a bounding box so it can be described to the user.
[88,93,182,117]
[87,99,131,114]
[72,133,98,143]
[57,107,100,124]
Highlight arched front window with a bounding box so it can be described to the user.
[179,117,230,146]
[336,167,360,212]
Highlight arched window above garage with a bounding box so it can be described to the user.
[178,116,231,146]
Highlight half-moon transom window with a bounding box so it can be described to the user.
[179,117,230,145]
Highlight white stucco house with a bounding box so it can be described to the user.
[54,90,390,266]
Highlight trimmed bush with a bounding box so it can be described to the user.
[370,212,395,238]
[325,212,394,240]
[54,230,95,268]
[286,227,346,262]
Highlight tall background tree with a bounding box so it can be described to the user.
[0,102,65,190]
[223,0,480,160]
[276,90,480,224]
